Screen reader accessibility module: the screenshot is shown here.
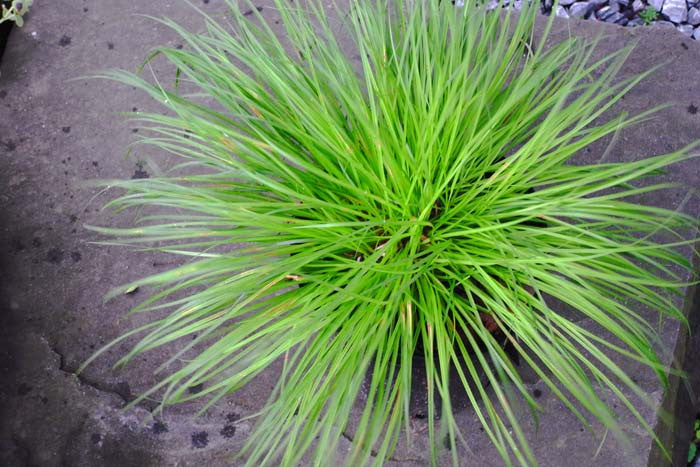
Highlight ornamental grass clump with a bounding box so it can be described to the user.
[85,0,699,465]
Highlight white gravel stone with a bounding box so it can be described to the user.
[649,0,665,10]
[555,5,570,16]
[677,23,695,35]
[694,26,700,39]
[688,7,700,24]
[661,0,688,23]
[632,0,645,10]
[655,19,678,26]
[569,1,592,17]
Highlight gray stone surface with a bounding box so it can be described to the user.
[556,5,570,17]
[662,0,689,23]
[569,1,593,17]
[598,5,628,22]
[650,0,665,11]
[655,19,679,27]
[689,6,700,24]
[1,2,699,467]
[678,23,696,34]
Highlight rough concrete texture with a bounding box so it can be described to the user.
[0,1,698,466]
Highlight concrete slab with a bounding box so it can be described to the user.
[0,2,698,466]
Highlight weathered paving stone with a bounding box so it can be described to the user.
[1,3,699,467]
[662,0,689,23]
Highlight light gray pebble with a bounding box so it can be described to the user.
[661,0,688,23]
[654,19,679,26]
[694,27,700,39]
[596,5,615,18]
[677,23,696,35]
[632,0,645,10]
[688,7,700,24]
[608,11,628,22]
[649,0,664,10]
[627,16,646,25]
[597,5,627,21]
[555,5,570,16]
[569,1,593,17]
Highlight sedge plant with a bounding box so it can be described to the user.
[83,0,700,465]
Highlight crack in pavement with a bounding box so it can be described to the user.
[46,340,155,410]
[45,338,420,462]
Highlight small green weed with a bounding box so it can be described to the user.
[639,6,660,25]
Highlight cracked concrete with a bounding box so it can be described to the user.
[50,342,134,407]
[0,332,158,466]
[1,1,699,466]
